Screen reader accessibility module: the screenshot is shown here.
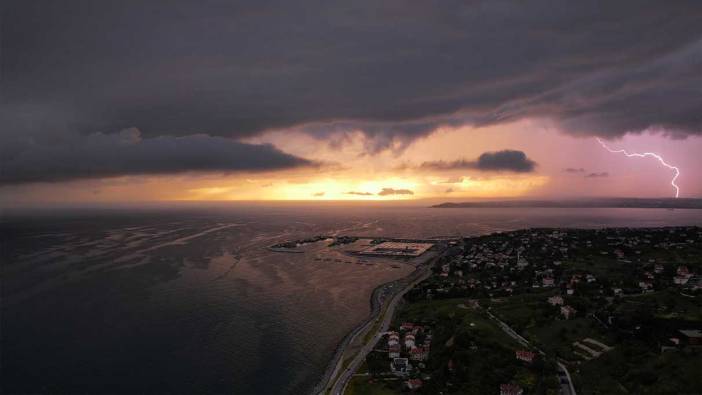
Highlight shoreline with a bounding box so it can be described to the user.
[312,225,700,394]
[431,198,702,210]
[311,264,424,395]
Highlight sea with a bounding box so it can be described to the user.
[2,204,702,394]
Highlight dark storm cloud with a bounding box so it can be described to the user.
[378,188,414,196]
[585,172,609,178]
[2,0,702,180]
[0,128,313,185]
[564,168,586,173]
[421,150,537,173]
[346,191,373,196]
[474,150,537,172]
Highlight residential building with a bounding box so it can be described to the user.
[410,346,428,361]
[389,344,401,359]
[515,350,535,363]
[548,295,564,306]
[405,379,423,390]
[404,334,416,349]
[561,305,577,319]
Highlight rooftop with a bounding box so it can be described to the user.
[359,242,434,257]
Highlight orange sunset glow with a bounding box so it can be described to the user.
[3,2,702,395]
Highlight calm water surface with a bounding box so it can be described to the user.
[2,205,701,394]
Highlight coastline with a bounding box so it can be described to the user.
[431,197,702,210]
[311,264,424,395]
[311,275,404,394]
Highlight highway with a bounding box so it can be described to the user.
[314,281,394,394]
[324,267,431,395]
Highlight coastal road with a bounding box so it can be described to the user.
[315,281,393,394]
[325,267,432,395]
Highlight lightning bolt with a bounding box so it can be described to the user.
[595,138,680,198]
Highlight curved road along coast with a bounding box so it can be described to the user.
[312,277,396,394]
[319,266,432,395]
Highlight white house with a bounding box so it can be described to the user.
[404,334,416,349]
[389,344,401,359]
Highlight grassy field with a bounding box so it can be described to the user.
[529,318,611,359]
[574,346,702,394]
[395,297,468,323]
[395,297,522,348]
[618,289,702,321]
[345,376,398,395]
[483,290,558,328]
[486,291,613,360]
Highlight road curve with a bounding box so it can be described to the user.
[557,361,577,395]
[313,280,392,394]
[324,267,431,395]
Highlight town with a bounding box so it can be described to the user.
[344,226,702,395]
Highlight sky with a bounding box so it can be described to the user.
[1,1,701,204]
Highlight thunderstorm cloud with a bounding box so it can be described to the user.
[0,128,313,185]
[421,150,537,173]
[2,0,702,182]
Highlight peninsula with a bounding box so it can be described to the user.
[432,198,702,210]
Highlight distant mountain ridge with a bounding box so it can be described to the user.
[432,198,702,209]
